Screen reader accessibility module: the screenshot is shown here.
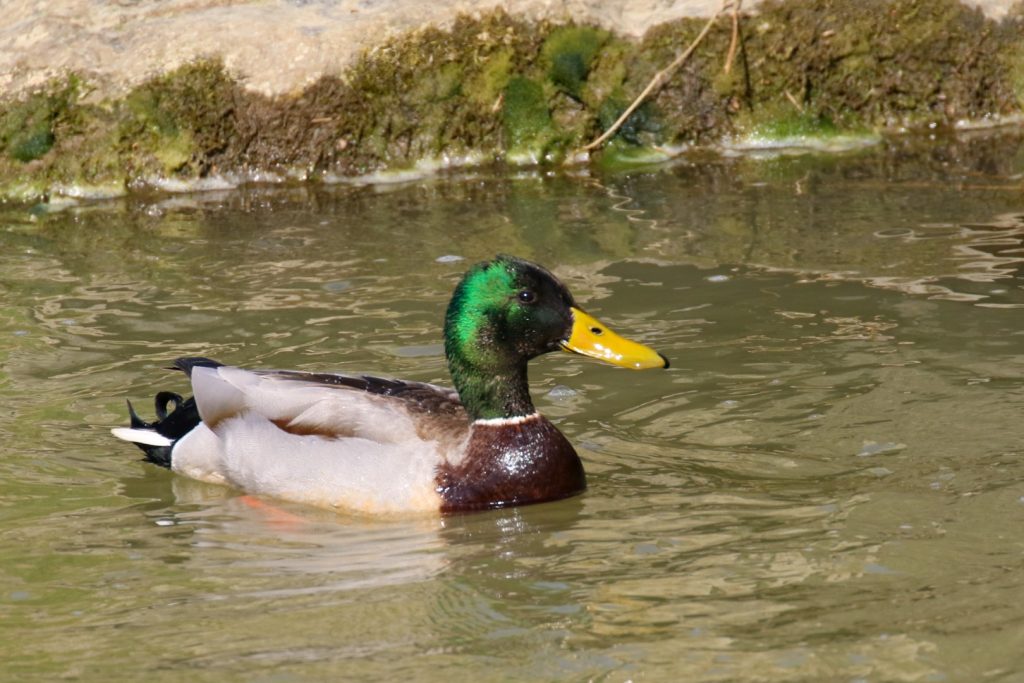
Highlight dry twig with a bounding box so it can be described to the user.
[783,89,804,112]
[723,0,742,75]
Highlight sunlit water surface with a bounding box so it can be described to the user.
[2,140,1023,681]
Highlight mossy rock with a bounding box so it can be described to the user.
[731,0,1021,130]
[116,61,238,176]
[1,2,1024,201]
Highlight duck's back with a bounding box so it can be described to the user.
[173,364,471,514]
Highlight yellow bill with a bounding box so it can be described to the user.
[560,307,669,370]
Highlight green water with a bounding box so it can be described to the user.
[1,139,1023,681]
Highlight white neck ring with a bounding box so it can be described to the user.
[472,412,541,427]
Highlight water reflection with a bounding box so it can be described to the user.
[860,212,1024,304]
[2,137,1024,681]
[117,469,593,600]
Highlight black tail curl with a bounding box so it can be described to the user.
[124,357,222,467]
[126,392,201,468]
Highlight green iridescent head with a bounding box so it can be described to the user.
[445,255,574,368]
[444,255,668,421]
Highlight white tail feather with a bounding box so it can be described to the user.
[111,427,173,447]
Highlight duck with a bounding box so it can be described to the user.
[112,255,668,514]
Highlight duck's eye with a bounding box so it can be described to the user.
[517,290,537,304]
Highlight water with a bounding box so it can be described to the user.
[1,138,1023,681]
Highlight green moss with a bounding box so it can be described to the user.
[121,89,192,174]
[597,140,671,170]
[116,60,236,176]
[1004,35,1024,108]
[747,107,839,139]
[467,48,515,106]
[10,128,54,163]
[582,38,630,107]
[411,62,465,103]
[597,97,662,146]
[0,165,48,202]
[542,26,609,99]
[0,79,78,163]
[502,76,553,154]
[1010,59,1024,108]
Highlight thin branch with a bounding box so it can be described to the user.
[579,0,734,153]
[784,89,804,113]
[723,0,742,75]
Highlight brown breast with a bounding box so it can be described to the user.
[435,415,586,513]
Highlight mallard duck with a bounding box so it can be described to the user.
[112,255,668,514]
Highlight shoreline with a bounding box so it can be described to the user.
[2,0,1022,201]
